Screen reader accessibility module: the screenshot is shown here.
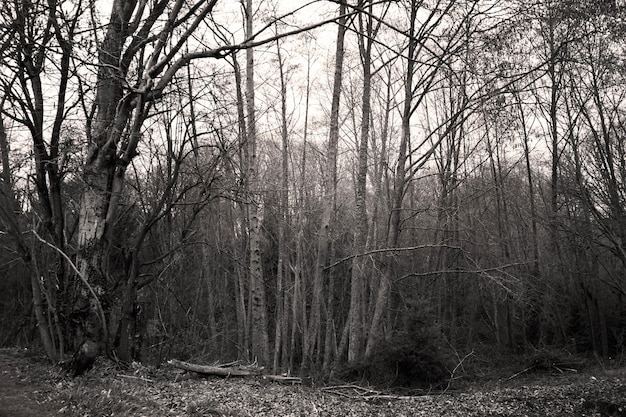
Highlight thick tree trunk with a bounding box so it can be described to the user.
[71,0,138,373]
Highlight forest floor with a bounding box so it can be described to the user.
[0,348,625,416]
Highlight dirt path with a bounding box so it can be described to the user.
[0,350,64,417]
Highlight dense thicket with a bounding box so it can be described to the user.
[0,0,624,379]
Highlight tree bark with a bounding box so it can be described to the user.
[245,0,270,367]
[307,2,347,371]
[365,0,417,358]
[272,36,290,373]
[73,0,138,357]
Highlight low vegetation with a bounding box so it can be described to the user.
[1,348,624,417]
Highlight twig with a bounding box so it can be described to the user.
[443,348,474,393]
[361,394,423,401]
[505,366,533,381]
[321,385,425,401]
[322,384,376,393]
[322,389,355,399]
[117,374,154,383]
[322,384,383,398]
[325,244,463,270]
[263,375,302,384]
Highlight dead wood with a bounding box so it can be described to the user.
[263,375,302,384]
[168,359,261,376]
[320,384,422,400]
[168,359,302,384]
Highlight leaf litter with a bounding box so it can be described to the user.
[1,349,624,416]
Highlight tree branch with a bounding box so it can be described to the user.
[324,244,463,270]
[31,230,109,345]
[152,9,356,94]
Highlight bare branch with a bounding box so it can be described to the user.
[31,230,109,344]
[152,9,357,93]
[324,244,464,270]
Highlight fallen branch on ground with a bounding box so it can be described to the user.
[263,375,303,384]
[168,359,261,376]
[168,359,302,384]
[321,384,424,400]
[117,374,154,383]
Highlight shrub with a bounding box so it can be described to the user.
[525,349,585,373]
[335,330,452,390]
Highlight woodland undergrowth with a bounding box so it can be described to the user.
[2,348,625,416]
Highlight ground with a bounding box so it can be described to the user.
[0,350,66,417]
[0,348,625,416]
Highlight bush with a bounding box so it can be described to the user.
[335,330,452,390]
[525,349,585,373]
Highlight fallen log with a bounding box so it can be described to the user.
[168,359,303,384]
[168,359,261,377]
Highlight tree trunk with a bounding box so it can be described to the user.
[515,87,541,303]
[72,0,139,372]
[272,36,290,373]
[245,0,270,367]
[348,0,380,363]
[232,51,250,361]
[117,255,138,363]
[365,1,417,358]
[307,2,347,371]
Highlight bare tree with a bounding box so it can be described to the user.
[244,0,271,368]
[0,0,86,360]
[307,2,349,372]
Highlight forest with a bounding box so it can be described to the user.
[0,0,625,384]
